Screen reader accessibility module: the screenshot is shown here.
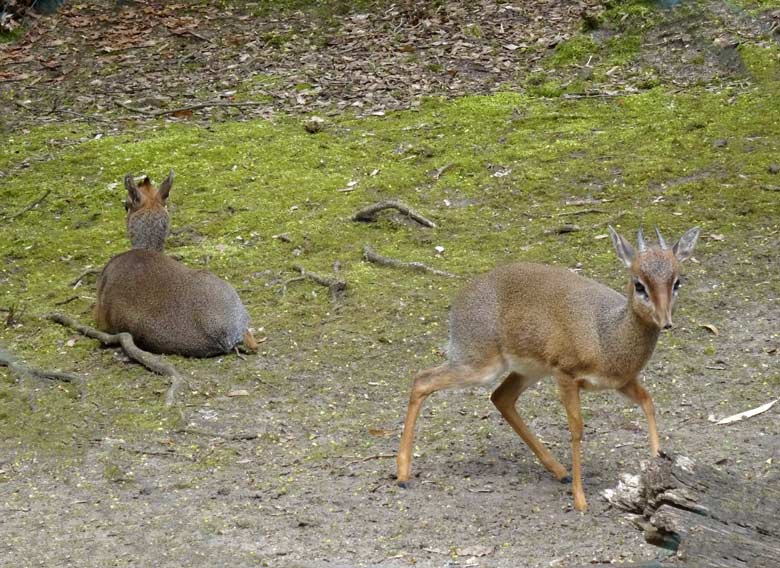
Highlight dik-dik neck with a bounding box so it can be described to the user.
[127,209,169,252]
[608,299,661,375]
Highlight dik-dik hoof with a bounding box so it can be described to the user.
[397,480,411,489]
[560,474,572,484]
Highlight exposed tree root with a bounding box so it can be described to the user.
[0,345,80,384]
[352,200,436,228]
[70,267,100,288]
[362,245,457,278]
[46,313,186,407]
[291,264,347,302]
[9,189,50,220]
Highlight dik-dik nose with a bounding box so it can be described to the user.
[663,322,673,330]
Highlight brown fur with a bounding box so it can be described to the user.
[95,171,257,357]
[396,226,700,511]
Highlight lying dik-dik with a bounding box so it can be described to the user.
[397,225,700,511]
[95,171,257,357]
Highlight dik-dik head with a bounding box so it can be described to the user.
[609,225,700,330]
[124,170,174,252]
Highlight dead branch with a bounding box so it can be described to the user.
[46,313,186,407]
[54,295,80,306]
[352,200,436,228]
[291,265,347,302]
[362,245,458,278]
[10,189,50,220]
[0,345,80,383]
[116,99,271,117]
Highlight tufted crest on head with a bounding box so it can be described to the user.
[608,225,700,329]
[608,225,699,269]
[123,170,174,252]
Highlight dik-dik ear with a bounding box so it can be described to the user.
[608,225,635,268]
[158,169,174,201]
[673,227,700,262]
[124,173,140,206]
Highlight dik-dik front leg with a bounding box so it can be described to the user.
[557,375,587,512]
[619,377,660,456]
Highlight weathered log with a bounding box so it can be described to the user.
[604,452,780,567]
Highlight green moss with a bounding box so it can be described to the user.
[549,36,599,67]
[739,44,780,83]
[2,38,780,463]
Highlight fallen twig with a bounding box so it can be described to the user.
[431,162,455,180]
[10,189,50,220]
[362,245,457,278]
[291,265,347,302]
[0,345,79,383]
[178,427,259,441]
[46,313,186,407]
[345,453,397,467]
[544,223,580,235]
[352,200,436,228]
[116,99,271,117]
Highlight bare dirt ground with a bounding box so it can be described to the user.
[2,1,779,567]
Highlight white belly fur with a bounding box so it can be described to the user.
[505,356,551,381]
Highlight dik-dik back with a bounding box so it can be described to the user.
[95,171,256,357]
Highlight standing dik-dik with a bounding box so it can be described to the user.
[397,226,700,511]
[95,171,257,357]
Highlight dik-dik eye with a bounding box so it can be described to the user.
[673,278,681,292]
[634,280,648,297]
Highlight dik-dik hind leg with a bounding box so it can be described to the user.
[557,376,587,512]
[397,360,502,486]
[491,373,568,481]
[619,378,660,456]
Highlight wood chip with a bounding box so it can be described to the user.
[710,399,778,425]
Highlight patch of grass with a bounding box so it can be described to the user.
[739,44,780,83]
[0,27,25,44]
[604,33,642,66]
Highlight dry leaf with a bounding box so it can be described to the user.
[227,389,250,397]
[368,428,394,437]
[700,324,719,335]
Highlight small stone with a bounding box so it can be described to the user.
[768,164,780,174]
[713,139,728,148]
[304,116,325,133]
